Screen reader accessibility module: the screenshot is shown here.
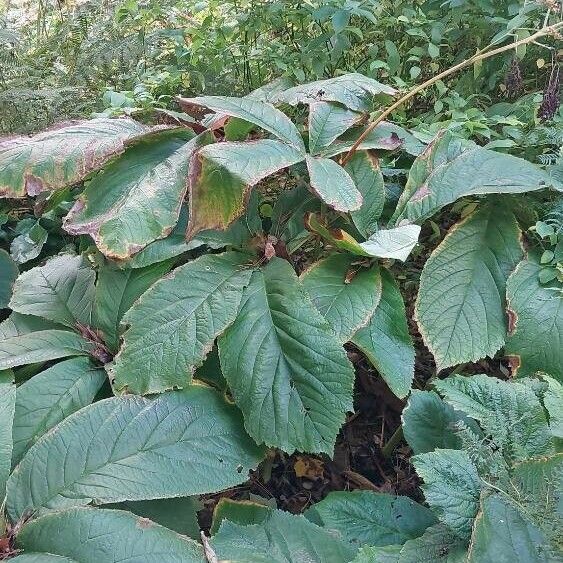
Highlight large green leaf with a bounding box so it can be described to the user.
[12,357,106,466]
[0,330,92,370]
[351,269,414,398]
[64,130,210,259]
[6,385,264,520]
[110,252,252,395]
[345,151,386,238]
[0,249,18,308]
[9,254,96,328]
[0,313,63,339]
[402,390,464,455]
[274,73,395,111]
[301,254,382,343]
[392,131,560,225]
[467,494,551,562]
[505,255,563,379]
[178,95,305,152]
[211,509,355,563]
[9,556,76,562]
[434,375,554,462]
[306,155,362,212]
[218,257,355,454]
[16,507,204,562]
[307,491,437,548]
[413,449,481,539]
[415,205,523,371]
[0,369,15,499]
[186,140,303,239]
[308,102,364,155]
[93,259,172,351]
[0,118,149,199]
[394,523,467,562]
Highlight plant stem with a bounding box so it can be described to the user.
[341,21,563,165]
[382,425,404,459]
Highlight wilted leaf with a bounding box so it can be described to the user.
[16,507,205,562]
[7,386,265,520]
[10,254,95,328]
[505,254,563,379]
[186,140,303,240]
[110,252,252,395]
[64,130,211,259]
[308,102,364,155]
[0,249,17,308]
[0,118,149,198]
[218,258,355,454]
[415,205,523,371]
[178,95,305,152]
[12,357,105,466]
[352,269,415,398]
[392,131,560,225]
[211,509,355,563]
[301,254,382,343]
[307,491,437,548]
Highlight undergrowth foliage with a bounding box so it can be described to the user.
[0,68,561,561]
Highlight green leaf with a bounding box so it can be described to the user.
[0,330,92,370]
[467,494,551,562]
[111,252,252,395]
[9,556,77,562]
[0,118,148,199]
[274,73,396,112]
[306,155,363,212]
[392,131,560,225]
[107,497,202,539]
[540,375,563,438]
[301,254,382,343]
[402,390,464,454]
[187,140,303,240]
[178,96,305,152]
[64,130,210,259]
[6,385,264,520]
[321,122,423,158]
[505,255,563,379]
[10,254,96,328]
[16,507,204,562]
[413,449,481,538]
[0,369,15,499]
[0,313,63,339]
[415,205,523,371]
[307,491,437,548]
[345,151,386,237]
[211,509,355,563]
[434,374,554,462]
[351,269,414,398]
[0,249,18,308]
[10,220,48,264]
[308,102,364,155]
[12,357,106,466]
[351,544,401,563]
[93,260,172,351]
[218,257,355,454]
[396,523,467,562]
[210,498,272,535]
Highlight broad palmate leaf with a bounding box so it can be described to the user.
[392,131,561,225]
[186,140,303,240]
[11,357,106,466]
[415,204,523,371]
[7,385,264,520]
[9,254,96,328]
[64,130,212,259]
[505,254,563,379]
[351,269,415,398]
[0,118,148,198]
[16,507,204,562]
[111,252,252,395]
[301,254,382,343]
[218,257,355,454]
[306,491,437,548]
[211,509,355,563]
